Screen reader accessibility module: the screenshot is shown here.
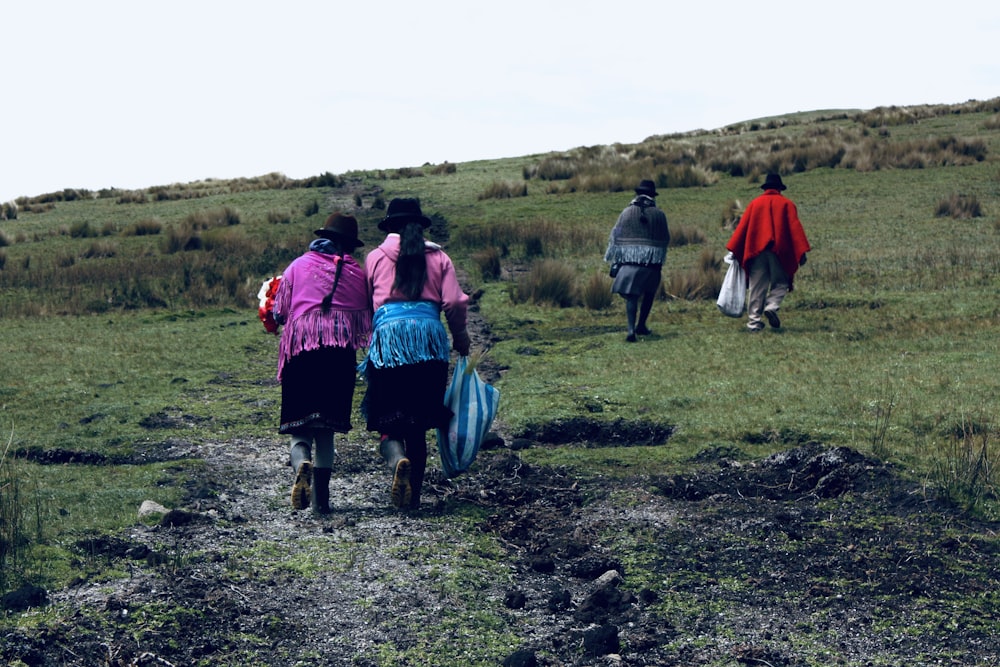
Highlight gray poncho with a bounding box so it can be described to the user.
[604,195,670,266]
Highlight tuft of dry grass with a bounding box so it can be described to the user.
[935,193,983,219]
[664,250,723,300]
[478,180,528,200]
[512,259,578,307]
[582,271,614,310]
[472,247,502,281]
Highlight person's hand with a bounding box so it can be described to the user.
[800,253,807,266]
[452,328,471,356]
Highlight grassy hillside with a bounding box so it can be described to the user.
[2,99,999,599]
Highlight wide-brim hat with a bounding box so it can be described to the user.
[634,179,658,197]
[314,212,364,248]
[378,197,432,232]
[761,173,787,191]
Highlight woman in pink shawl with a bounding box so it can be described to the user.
[272,213,372,513]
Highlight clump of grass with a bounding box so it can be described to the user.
[81,240,118,259]
[303,200,319,217]
[512,259,578,307]
[582,272,613,310]
[721,199,743,230]
[478,180,528,200]
[669,224,707,248]
[267,210,292,225]
[122,217,163,236]
[431,161,457,175]
[69,220,97,238]
[0,230,10,247]
[472,247,502,281]
[0,250,6,270]
[116,190,147,204]
[868,378,897,460]
[664,250,722,300]
[930,418,997,515]
[935,193,983,219]
[1,433,27,596]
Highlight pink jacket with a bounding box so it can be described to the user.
[273,250,372,381]
[365,234,468,339]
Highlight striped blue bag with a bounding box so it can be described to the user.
[437,356,500,479]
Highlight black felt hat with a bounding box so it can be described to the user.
[760,173,787,191]
[634,179,658,197]
[314,212,364,248]
[378,197,432,232]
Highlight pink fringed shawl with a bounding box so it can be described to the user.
[273,251,372,381]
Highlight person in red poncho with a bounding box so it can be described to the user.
[726,173,811,331]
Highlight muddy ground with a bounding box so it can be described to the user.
[3,306,999,666]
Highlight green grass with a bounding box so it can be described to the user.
[1,99,999,599]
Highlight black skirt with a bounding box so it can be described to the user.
[279,345,359,435]
[362,360,451,435]
[612,264,662,296]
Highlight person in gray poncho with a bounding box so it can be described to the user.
[604,180,670,341]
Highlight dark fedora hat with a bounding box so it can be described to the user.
[760,173,787,191]
[314,212,364,248]
[634,179,658,197]
[379,197,432,232]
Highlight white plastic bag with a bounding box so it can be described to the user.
[716,252,746,318]
[437,356,500,479]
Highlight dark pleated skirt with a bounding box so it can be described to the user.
[279,345,359,435]
[612,264,662,296]
[362,360,451,435]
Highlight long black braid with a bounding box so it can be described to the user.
[393,221,428,301]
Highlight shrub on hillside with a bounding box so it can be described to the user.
[431,161,457,175]
[935,193,983,219]
[665,250,723,300]
[722,199,743,230]
[267,210,292,225]
[122,218,163,236]
[512,259,578,307]
[668,224,707,248]
[582,272,613,310]
[81,240,117,259]
[478,180,528,200]
[472,247,502,281]
[69,221,97,238]
[0,230,10,247]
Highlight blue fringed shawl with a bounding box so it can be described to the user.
[358,301,450,374]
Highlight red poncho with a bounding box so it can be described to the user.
[726,190,811,288]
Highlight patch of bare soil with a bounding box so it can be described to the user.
[3,299,999,667]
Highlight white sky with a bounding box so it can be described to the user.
[3,1,999,202]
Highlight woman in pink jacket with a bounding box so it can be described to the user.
[273,213,372,513]
[360,198,470,510]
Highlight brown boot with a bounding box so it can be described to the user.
[289,440,312,510]
[379,438,411,508]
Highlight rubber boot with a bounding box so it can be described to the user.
[406,437,428,510]
[379,438,411,508]
[289,439,313,511]
[311,468,332,514]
